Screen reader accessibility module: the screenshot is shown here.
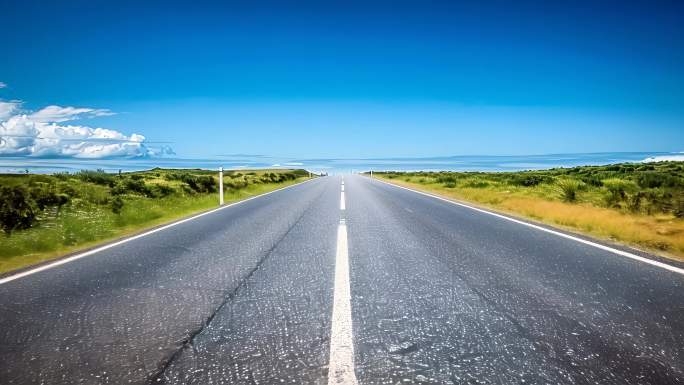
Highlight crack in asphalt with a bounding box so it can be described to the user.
[147,183,327,384]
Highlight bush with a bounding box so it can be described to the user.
[0,186,36,234]
[31,188,69,211]
[53,172,70,181]
[636,172,681,189]
[674,195,684,218]
[557,179,584,202]
[75,169,115,186]
[510,174,550,187]
[153,184,175,197]
[224,179,247,190]
[185,175,216,193]
[579,175,603,187]
[627,191,645,213]
[463,179,490,188]
[436,174,458,184]
[112,178,152,196]
[603,178,635,207]
[111,196,124,214]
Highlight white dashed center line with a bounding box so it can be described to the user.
[327,181,358,384]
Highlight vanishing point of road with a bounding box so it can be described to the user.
[1,175,683,384]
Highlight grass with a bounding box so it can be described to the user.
[0,168,312,273]
[370,162,684,262]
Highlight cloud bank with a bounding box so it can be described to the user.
[0,95,173,158]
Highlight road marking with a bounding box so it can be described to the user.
[374,178,684,276]
[341,184,345,192]
[327,219,359,385]
[0,179,316,285]
[340,191,346,210]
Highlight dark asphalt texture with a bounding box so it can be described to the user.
[0,175,683,385]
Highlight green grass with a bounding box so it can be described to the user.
[0,168,312,273]
[370,161,684,262]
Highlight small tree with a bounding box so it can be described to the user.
[0,186,36,235]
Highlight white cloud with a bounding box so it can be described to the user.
[0,101,21,120]
[642,154,684,163]
[30,105,115,123]
[0,115,38,155]
[0,99,172,158]
[0,82,7,89]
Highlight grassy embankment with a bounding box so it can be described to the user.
[0,168,311,273]
[370,162,684,262]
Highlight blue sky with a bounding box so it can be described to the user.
[1,0,683,158]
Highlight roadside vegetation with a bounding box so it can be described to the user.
[0,168,310,273]
[371,162,684,261]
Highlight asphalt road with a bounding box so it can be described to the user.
[1,175,683,384]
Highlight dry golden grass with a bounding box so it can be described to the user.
[381,177,684,262]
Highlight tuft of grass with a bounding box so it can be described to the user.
[556,179,584,202]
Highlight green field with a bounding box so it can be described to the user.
[0,168,311,273]
[371,162,684,261]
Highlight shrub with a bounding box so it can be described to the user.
[31,188,69,211]
[180,175,216,193]
[112,178,152,196]
[163,172,185,181]
[153,184,175,197]
[463,179,489,188]
[111,196,124,214]
[627,191,645,213]
[196,176,216,192]
[57,182,78,197]
[674,195,684,218]
[636,172,681,189]
[557,179,584,202]
[603,178,635,207]
[0,186,36,234]
[75,169,115,186]
[510,174,550,187]
[53,172,71,181]
[436,174,458,184]
[579,175,603,187]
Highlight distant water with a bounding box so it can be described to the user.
[0,152,678,175]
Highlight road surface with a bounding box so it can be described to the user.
[1,175,682,384]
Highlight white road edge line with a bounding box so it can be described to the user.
[327,219,359,385]
[340,191,346,210]
[373,177,684,276]
[0,178,316,285]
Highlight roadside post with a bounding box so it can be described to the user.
[219,166,224,206]
[370,170,373,179]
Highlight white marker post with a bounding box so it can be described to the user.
[370,170,373,179]
[219,166,224,206]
